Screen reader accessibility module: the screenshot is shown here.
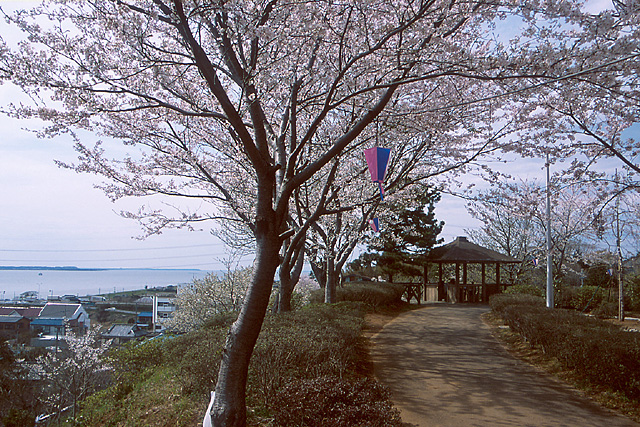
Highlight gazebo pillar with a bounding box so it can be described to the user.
[481,262,487,301]
[454,263,460,303]
[463,262,468,284]
[423,262,429,284]
[462,262,468,303]
[496,262,501,289]
[438,263,445,301]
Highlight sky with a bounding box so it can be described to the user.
[0,0,616,270]
[0,113,234,270]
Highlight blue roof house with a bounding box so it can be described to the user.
[30,303,90,348]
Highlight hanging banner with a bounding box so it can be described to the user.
[369,217,380,232]
[364,147,391,200]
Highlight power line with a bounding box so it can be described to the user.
[0,243,226,253]
[0,253,231,263]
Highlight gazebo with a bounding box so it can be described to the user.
[420,236,520,303]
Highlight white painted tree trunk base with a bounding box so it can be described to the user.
[203,391,215,427]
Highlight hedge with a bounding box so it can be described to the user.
[490,293,640,400]
[309,281,405,308]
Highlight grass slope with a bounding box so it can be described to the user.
[75,281,406,427]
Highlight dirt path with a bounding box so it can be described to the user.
[371,304,640,427]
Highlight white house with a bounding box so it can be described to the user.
[30,303,90,347]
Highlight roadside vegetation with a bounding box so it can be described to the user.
[72,281,405,427]
[489,292,640,422]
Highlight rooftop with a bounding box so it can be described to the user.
[426,236,519,263]
[38,303,81,319]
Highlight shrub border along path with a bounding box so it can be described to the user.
[371,304,640,427]
[484,311,640,424]
[486,295,640,424]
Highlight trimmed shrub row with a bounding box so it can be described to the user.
[271,376,402,427]
[249,302,366,406]
[309,281,406,308]
[491,293,640,400]
[504,284,545,298]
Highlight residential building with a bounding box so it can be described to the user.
[0,306,43,343]
[137,311,153,329]
[0,311,31,342]
[152,296,176,332]
[102,324,147,345]
[30,303,90,348]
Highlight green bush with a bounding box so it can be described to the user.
[627,274,640,312]
[309,281,405,307]
[555,285,605,311]
[271,377,402,427]
[167,328,228,397]
[249,303,365,406]
[163,311,236,397]
[592,301,619,318]
[2,408,35,427]
[201,311,238,329]
[490,293,640,400]
[504,284,545,297]
[489,293,544,315]
[109,337,167,383]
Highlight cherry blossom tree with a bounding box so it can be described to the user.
[0,0,624,424]
[466,179,609,282]
[301,106,509,304]
[169,262,253,332]
[34,326,112,423]
[502,2,640,187]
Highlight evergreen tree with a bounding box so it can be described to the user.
[366,188,444,282]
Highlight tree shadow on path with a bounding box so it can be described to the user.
[372,304,639,427]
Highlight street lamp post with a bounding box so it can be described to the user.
[545,154,554,309]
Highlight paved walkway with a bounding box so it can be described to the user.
[371,304,640,427]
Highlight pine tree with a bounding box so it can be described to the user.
[367,188,444,282]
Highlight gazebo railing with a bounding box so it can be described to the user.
[400,282,512,304]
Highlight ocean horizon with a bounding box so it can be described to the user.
[0,267,212,300]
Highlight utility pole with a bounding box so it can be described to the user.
[546,154,554,309]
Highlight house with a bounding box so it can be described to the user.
[0,306,43,343]
[0,306,43,319]
[102,324,147,345]
[137,311,154,329]
[18,291,39,303]
[0,311,31,342]
[30,303,90,348]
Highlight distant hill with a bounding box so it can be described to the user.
[0,266,204,272]
[0,266,106,271]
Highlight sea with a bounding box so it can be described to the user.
[0,268,211,301]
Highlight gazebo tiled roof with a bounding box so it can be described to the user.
[427,236,519,263]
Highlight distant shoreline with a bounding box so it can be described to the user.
[0,266,203,272]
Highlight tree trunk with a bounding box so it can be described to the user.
[277,246,304,312]
[278,270,294,313]
[211,229,281,426]
[311,261,326,289]
[325,255,336,303]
